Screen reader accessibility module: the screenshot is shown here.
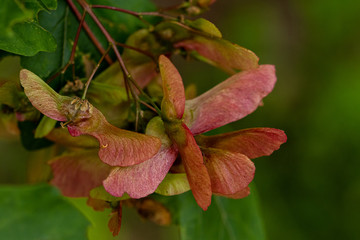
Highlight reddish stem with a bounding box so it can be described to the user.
[71,11,86,63]
[76,0,129,76]
[47,11,86,84]
[46,70,61,84]
[91,5,177,20]
[76,0,162,115]
[62,10,87,74]
[89,4,217,39]
[139,12,177,20]
[76,0,133,105]
[66,0,113,64]
[91,5,140,18]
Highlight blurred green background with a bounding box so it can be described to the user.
[1,0,360,239]
[179,0,360,239]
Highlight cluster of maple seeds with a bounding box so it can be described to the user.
[15,0,287,235]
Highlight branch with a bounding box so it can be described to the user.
[90,4,219,40]
[66,0,113,64]
[91,5,178,21]
[76,0,162,115]
[76,0,129,76]
[115,42,156,63]
[82,45,112,99]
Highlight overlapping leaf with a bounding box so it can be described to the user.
[0,0,57,56]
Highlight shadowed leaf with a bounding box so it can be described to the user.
[18,121,54,150]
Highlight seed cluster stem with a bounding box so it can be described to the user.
[73,0,161,116]
[66,0,113,64]
[82,46,112,100]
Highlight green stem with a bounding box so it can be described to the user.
[82,46,111,100]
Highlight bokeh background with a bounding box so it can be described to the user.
[196,0,360,239]
[1,0,360,239]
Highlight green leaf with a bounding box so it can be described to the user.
[88,81,127,104]
[67,197,118,240]
[156,186,265,240]
[34,115,57,138]
[89,0,157,43]
[155,173,191,196]
[21,0,156,80]
[0,0,57,56]
[22,0,58,18]
[37,0,57,9]
[0,21,57,56]
[186,18,222,38]
[0,184,90,240]
[21,0,84,79]
[0,0,32,36]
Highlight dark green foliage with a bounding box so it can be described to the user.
[0,0,57,56]
[0,184,89,240]
[21,0,85,80]
[154,187,265,240]
[21,0,157,88]
[18,121,53,150]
